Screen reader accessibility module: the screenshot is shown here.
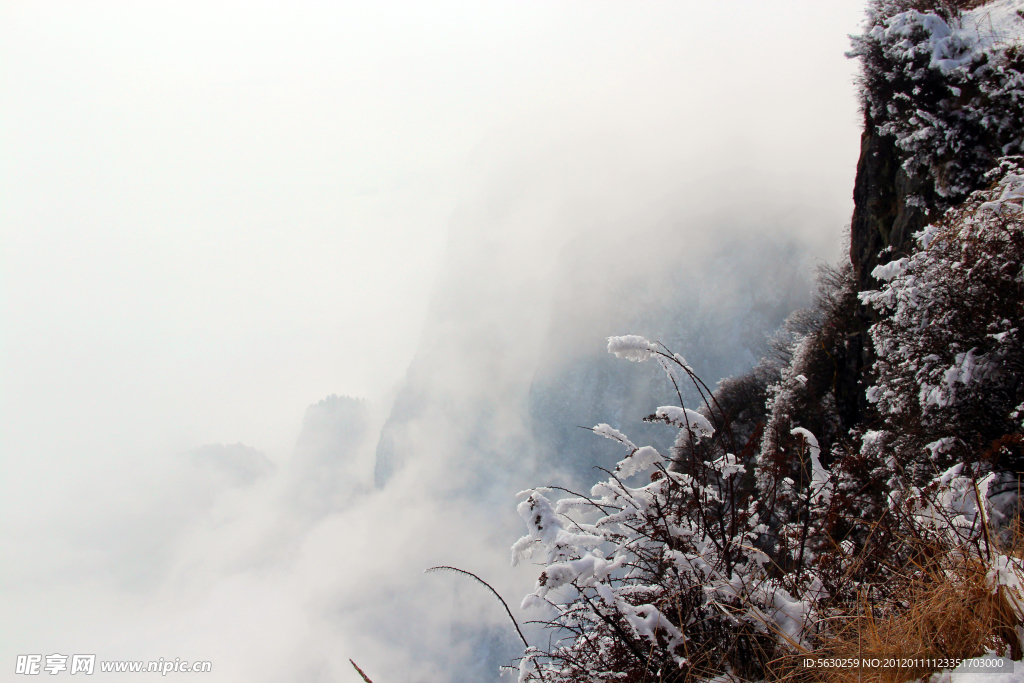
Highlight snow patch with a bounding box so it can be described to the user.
[607,335,657,362]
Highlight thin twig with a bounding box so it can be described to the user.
[349,659,373,683]
[425,566,529,647]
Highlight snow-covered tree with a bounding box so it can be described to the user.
[860,157,1024,480]
[849,2,1024,207]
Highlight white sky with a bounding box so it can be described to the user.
[1,1,864,460]
[0,2,868,681]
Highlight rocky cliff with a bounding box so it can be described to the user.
[837,0,1024,431]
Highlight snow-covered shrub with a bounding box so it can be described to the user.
[510,338,835,682]
[849,1,1024,207]
[860,157,1024,479]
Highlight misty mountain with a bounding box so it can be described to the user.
[374,218,819,495]
[288,395,369,519]
[188,442,276,488]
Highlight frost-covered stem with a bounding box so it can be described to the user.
[594,467,644,512]
[794,438,814,581]
[577,586,660,677]
[652,342,737,453]
[648,479,676,546]
[652,344,686,410]
[425,566,529,648]
[725,475,739,572]
[579,425,634,453]
[673,350,738,454]
[757,467,780,544]
[972,478,993,562]
[836,509,889,588]
[523,618,581,634]
[544,484,620,515]
[714,490,732,572]
[705,478,726,558]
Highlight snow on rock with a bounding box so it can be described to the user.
[960,0,1024,51]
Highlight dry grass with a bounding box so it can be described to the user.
[809,560,1018,683]
[769,523,1024,683]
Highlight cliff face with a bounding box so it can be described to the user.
[849,122,931,289]
[836,1,1024,429]
[838,116,933,428]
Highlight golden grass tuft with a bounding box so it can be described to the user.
[810,561,1018,683]
[770,523,1024,683]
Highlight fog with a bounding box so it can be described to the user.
[1,2,865,681]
